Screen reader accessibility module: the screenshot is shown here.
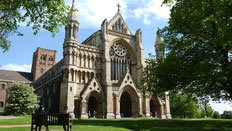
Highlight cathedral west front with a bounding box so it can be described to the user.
[32,1,171,119]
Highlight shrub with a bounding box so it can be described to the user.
[213,111,221,119]
[5,82,38,115]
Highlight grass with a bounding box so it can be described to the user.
[0,116,232,131]
[0,114,31,125]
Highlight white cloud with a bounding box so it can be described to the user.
[0,64,31,72]
[66,0,127,29]
[210,101,232,114]
[132,0,171,25]
[64,0,170,28]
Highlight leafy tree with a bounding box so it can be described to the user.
[170,93,200,118]
[5,82,38,115]
[0,0,69,52]
[199,101,214,118]
[221,111,232,119]
[143,0,232,100]
[213,111,221,119]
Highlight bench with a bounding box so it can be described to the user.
[31,113,72,131]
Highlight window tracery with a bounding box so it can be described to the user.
[110,42,131,80]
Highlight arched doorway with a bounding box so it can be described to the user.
[120,91,132,117]
[88,96,97,117]
[87,91,104,118]
[150,98,161,118]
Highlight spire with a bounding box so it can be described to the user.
[155,28,162,46]
[155,28,164,59]
[67,0,79,23]
[64,0,79,42]
[71,0,75,10]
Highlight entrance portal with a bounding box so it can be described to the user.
[120,91,132,117]
[88,96,97,117]
[150,98,161,118]
[74,100,80,118]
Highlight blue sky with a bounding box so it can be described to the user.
[0,0,231,114]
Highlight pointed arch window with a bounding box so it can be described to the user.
[109,42,131,80]
[118,19,121,30]
[69,24,72,37]
[73,25,76,39]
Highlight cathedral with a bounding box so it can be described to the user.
[31,2,171,119]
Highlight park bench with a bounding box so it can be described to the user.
[31,113,72,131]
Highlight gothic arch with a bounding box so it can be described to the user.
[118,85,140,117]
[80,78,105,118]
[109,38,136,62]
[118,85,139,101]
[150,97,162,118]
[109,39,135,80]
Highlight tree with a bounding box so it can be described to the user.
[213,111,221,119]
[0,0,69,52]
[199,101,214,118]
[143,0,232,100]
[5,82,38,115]
[221,111,232,119]
[170,93,200,118]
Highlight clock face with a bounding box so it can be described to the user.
[110,42,130,59]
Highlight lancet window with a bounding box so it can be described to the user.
[112,18,127,33]
[110,42,131,80]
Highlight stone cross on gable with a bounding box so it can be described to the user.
[117,3,121,12]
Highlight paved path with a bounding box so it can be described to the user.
[0,115,23,119]
[0,125,30,128]
[0,125,67,131]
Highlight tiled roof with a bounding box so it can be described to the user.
[0,70,32,83]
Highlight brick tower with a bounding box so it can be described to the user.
[31,47,57,81]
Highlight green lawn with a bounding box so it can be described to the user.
[0,116,232,131]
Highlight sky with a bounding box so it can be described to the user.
[0,0,231,114]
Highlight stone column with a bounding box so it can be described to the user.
[160,104,166,119]
[90,58,93,69]
[139,97,143,116]
[115,95,121,118]
[73,71,75,82]
[69,54,72,65]
[106,86,115,119]
[77,55,80,67]
[145,98,150,117]
[81,101,88,118]
[165,91,172,119]
[93,58,96,69]
[81,56,84,67]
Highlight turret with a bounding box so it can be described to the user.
[60,0,79,118]
[64,0,79,43]
[154,29,164,59]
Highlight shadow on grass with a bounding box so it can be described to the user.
[72,118,232,131]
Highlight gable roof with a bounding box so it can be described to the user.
[0,70,32,83]
[80,77,103,96]
[113,70,137,89]
[108,12,133,35]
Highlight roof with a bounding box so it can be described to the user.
[0,70,32,83]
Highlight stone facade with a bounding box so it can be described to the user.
[33,2,171,119]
